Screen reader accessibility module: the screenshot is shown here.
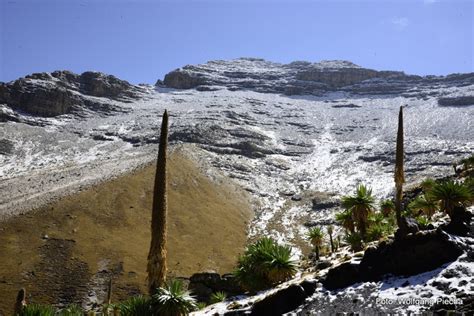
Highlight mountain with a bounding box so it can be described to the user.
[0,58,473,314]
[161,57,474,98]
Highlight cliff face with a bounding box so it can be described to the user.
[161,58,474,97]
[0,71,142,117]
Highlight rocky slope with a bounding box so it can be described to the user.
[0,70,143,118]
[162,58,474,98]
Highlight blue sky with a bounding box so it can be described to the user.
[1,0,472,84]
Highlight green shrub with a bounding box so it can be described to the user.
[344,232,364,252]
[196,302,207,310]
[152,279,197,316]
[119,295,153,316]
[58,304,83,316]
[420,178,436,193]
[380,199,395,217]
[408,195,437,218]
[18,304,55,316]
[415,215,432,229]
[234,237,297,291]
[209,291,227,304]
[366,224,384,242]
[427,180,472,217]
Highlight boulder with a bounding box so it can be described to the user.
[440,207,472,237]
[250,284,308,316]
[359,228,463,281]
[323,228,463,290]
[322,262,361,290]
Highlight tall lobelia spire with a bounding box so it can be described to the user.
[394,106,405,228]
[147,110,169,294]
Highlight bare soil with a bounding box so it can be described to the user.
[0,147,252,314]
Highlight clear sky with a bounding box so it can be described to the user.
[1,0,473,84]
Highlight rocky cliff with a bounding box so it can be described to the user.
[161,58,474,97]
[0,71,142,117]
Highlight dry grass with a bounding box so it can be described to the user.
[0,148,252,314]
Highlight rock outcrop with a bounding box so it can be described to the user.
[0,70,141,117]
[188,272,243,303]
[323,228,464,290]
[160,58,474,97]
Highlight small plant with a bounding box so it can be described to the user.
[234,237,297,291]
[427,181,472,218]
[119,295,153,316]
[58,304,83,316]
[366,223,384,242]
[409,195,437,219]
[344,232,364,252]
[380,200,395,217]
[196,302,207,310]
[307,227,324,260]
[209,291,227,304]
[152,279,197,316]
[18,304,56,316]
[415,215,432,229]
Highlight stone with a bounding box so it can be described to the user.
[360,228,463,281]
[250,284,307,316]
[322,262,361,290]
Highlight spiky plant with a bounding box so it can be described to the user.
[394,106,405,230]
[327,225,335,253]
[152,279,197,316]
[344,232,364,252]
[380,200,395,217]
[366,224,385,242]
[420,178,436,193]
[58,304,83,316]
[427,181,472,218]
[209,291,227,304]
[233,237,297,291]
[415,215,432,229]
[341,184,375,238]
[409,195,438,219]
[119,295,152,316]
[196,302,207,310]
[148,110,169,294]
[335,210,355,234]
[18,304,55,316]
[307,227,324,260]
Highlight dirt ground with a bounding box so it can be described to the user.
[0,148,252,314]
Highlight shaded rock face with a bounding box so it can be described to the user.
[438,96,474,107]
[322,262,361,291]
[160,58,474,97]
[0,70,140,117]
[323,229,463,290]
[188,272,243,303]
[359,229,463,280]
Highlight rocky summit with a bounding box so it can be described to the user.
[0,70,142,117]
[162,57,474,98]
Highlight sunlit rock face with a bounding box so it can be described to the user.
[162,57,474,96]
[0,70,142,116]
